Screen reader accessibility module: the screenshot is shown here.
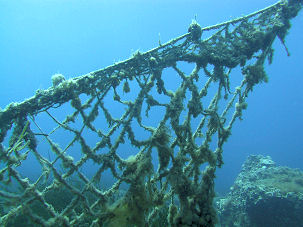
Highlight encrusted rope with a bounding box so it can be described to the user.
[0,0,302,226]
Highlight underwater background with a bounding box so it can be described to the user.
[0,0,302,196]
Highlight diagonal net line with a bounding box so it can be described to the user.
[0,0,302,226]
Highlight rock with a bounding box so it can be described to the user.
[216,155,303,227]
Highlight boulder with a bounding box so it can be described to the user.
[216,155,303,227]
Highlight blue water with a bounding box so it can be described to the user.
[1,0,302,195]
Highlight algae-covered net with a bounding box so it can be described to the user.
[0,0,302,226]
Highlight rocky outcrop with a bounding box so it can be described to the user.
[216,155,303,227]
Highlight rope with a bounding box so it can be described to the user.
[0,0,302,226]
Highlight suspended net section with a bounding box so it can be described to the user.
[0,0,302,226]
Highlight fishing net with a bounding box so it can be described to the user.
[0,0,302,226]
